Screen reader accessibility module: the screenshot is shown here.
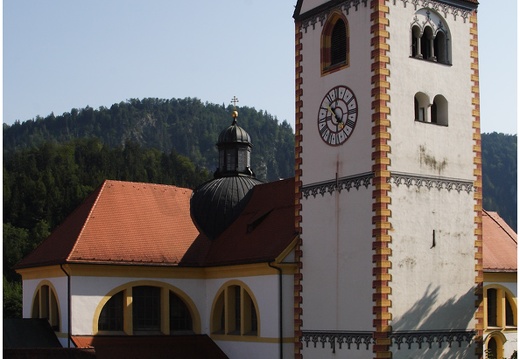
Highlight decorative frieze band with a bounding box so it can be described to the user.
[300,0,473,32]
[302,330,476,352]
[302,330,374,353]
[389,172,474,193]
[301,172,373,199]
[396,0,474,22]
[299,0,368,32]
[390,330,476,350]
[302,171,473,198]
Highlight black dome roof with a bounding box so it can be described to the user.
[217,118,252,146]
[190,176,263,239]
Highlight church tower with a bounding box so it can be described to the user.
[293,1,482,358]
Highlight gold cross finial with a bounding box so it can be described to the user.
[231,96,239,109]
[230,96,239,120]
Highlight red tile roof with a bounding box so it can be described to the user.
[72,335,228,359]
[16,178,296,269]
[16,180,199,268]
[482,210,517,272]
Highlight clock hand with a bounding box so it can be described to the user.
[326,104,340,121]
[328,103,345,129]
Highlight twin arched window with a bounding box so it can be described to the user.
[411,9,451,65]
[321,12,349,74]
[414,92,448,126]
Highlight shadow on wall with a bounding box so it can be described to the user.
[392,284,477,332]
[390,285,479,358]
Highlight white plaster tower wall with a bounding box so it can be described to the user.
[296,2,377,357]
[386,1,477,327]
[294,0,481,358]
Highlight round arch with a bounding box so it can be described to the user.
[210,279,261,336]
[483,283,517,328]
[92,280,201,334]
[484,331,507,359]
[321,10,350,74]
[410,8,451,64]
[31,280,62,332]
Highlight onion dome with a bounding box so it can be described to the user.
[190,176,262,239]
[190,103,262,239]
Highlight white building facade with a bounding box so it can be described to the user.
[293,0,482,358]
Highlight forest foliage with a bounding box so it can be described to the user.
[481,132,517,231]
[2,97,516,319]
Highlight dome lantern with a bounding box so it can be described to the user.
[215,97,255,178]
[190,96,262,240]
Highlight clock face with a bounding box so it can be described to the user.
[317,85,358,146]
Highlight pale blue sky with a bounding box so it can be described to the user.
[3,0,517,134]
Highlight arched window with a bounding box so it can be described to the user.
[485,286,517,329]
[415,93,448,126]
[421,26,434,61]
[97,284,196,335]
[434,31,448,64]
[411,25,422,58]
[414,92,429,122]
[330,20,347,66]
[32,283,60,331]
[487,337,498,359]
[431,95,448,125]
[211,282,259,336]
[321,12,349,74]
[410,9,451,65]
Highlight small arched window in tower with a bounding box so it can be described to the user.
[321,12,349,74]
[411,25,422,58]
[331,20,347,66]
[414,92,429,122]
[421,26,434,61]
[431,95,448,126]
[434,31,448,64]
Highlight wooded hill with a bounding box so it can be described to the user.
[4,98,295,182]
[2,97,517,318]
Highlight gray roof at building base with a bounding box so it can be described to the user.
[3,319,61,349]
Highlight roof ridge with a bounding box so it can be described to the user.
[103,179,185,190]
[67,180,109,262]
[483,209,517,245]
